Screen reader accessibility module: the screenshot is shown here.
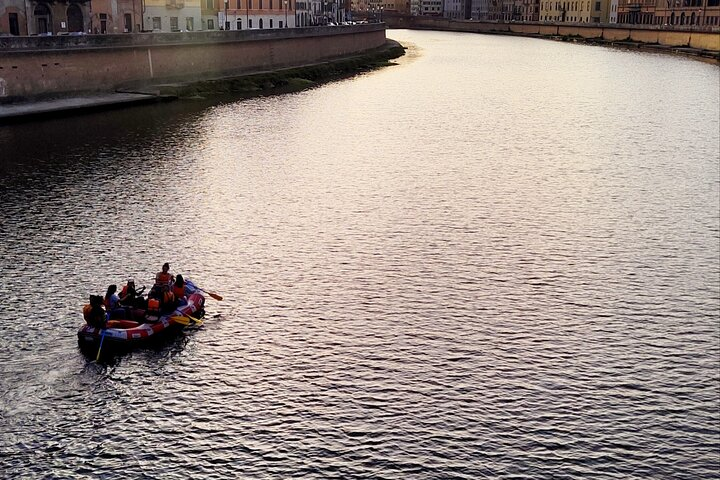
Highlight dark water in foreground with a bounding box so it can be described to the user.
[1,30,719,479]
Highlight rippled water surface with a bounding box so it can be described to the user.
[1,29,719,479]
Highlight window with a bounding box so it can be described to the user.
[280,20,284,27]
[237,0,242,7]
[259,18,264,28]
[260,0,263,7]
[207,0,214,8]
[271,0,273,7]
[170,16,179,31]
[237,19,242,29]
[9,13,20,35]
[208,19,214,29]
[153,16,162,30]
[594,1,600,9]
[270,19,273,27]
[249,18,253,27]
[186,17,194,30]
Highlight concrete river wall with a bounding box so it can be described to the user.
[385,16,720,53]
[0,24,387,101]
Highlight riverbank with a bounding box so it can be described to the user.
[129,39,406,98]
[384,16,720,63]
[0,40,405,124]
[0,24,388,103]
[539,35,719,63]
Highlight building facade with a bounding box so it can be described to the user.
[618,0,720,26]
[0,0,93,35]
[143,0,201,31]
[608,0,618,21]
[94,0,145,33]
[420,0,443,14]
[444,0,466,17]
[470,0,490,19]
[202,0,297,31]
[295,0,312,25]
[520,0,541,19]
[540,0,610,22]
[0,0,30,35]
[0,0,149,35]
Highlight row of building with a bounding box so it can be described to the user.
[442,0,719,25]
[0,0,351,36]
[1,0,718,36]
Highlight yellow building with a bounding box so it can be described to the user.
[540,0,610,22]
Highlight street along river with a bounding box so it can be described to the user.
[0,29,718,479]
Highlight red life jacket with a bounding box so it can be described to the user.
[172,284,185,299]
[148,298,160,312]
[83,304,106,328]
[155,272,172,289]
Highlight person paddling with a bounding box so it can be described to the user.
[119,279,136,305]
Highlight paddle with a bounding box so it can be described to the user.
[170,313,203,326]
[189,281,222,301]
[96,328,107,361]
[200,289,223,301]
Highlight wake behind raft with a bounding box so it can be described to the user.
[77,279,214,352]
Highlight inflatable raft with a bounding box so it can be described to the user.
[77,280,205,348]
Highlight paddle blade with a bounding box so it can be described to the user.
[207,292,223,301]
[170,315,203,326]
[169,316,190,326]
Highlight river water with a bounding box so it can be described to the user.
[0,29,718,478]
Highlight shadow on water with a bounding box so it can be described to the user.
[0,99,213,178]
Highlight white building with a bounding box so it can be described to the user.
[295,0,318,25]
[608,0,618,22]
[214,0,298,30]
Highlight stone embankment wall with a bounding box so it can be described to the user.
[385,16,720,53]
[0,24,386,101]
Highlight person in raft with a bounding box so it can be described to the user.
[104,285,121,318]
[154,263,174,292]
[172,274,187,305]
[83,295,107,329]
[147,263,177,315]
[119,278,145,308]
